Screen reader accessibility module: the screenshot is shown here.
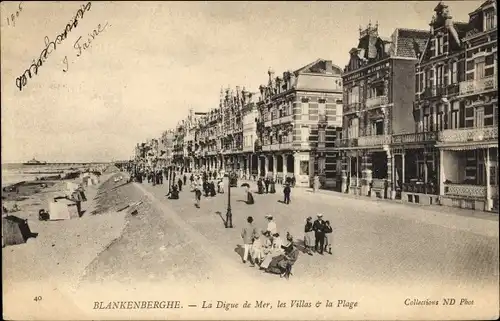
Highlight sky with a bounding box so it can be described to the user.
[1,1,482,163]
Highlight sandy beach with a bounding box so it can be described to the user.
[2,166,134,303]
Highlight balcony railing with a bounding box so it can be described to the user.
[270,144,280,151]
[264,120,272,127]
[317,141,326,149]
[459,76,497,95]
[444,184,487,198]
[358,134,391,147]
[318,114,327,123]
[365,95,388,108]
[335,138,358,148]
[262,145,271,151]
[392,131,438,144]
[402,182,437,195]
[280,115,293,124]
[344,102,361,114]
[438,126,498,143]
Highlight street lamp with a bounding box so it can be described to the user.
[225,161,234,228]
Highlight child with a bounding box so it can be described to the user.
[324,220,333,255]
[251,232,264,266]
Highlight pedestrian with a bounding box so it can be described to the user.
[269,178,276,194]
[313,175,320,192]
[183,174,187,186]
[324,220,333,255]
[291,175,296,187]
[194,184,202,208]
[241,216,257,266]
[257,178,264,194]
[313,213,326,254]
[178,178,183,191]
[265,214,277,235]
[264,177,270,193]
[304,217,314,255]
[209,181,216,197]
[283,183,291,204]
[251,231,264,266]
[246,186,255,205]
[218,180,224,194]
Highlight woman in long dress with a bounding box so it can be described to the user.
[304,216,314,255]
[259,233,285,270]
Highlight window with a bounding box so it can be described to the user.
[423,114,430,132]
[436,65,444,87]
[301,127,309,142]
[436,112,443,131]
[451,110,460,129]
[318,101,326,116]
[348,118,359,138]
[485,10,497,31]
[475,107,485,128]
[450,61,458,84]
[318,129,326,143]
[476,59,485,79]
[302,102,309,115]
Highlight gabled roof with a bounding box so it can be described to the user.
[294,58,342,75]
[394,28,429,58]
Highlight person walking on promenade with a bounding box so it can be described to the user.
[257,178,264,194]
[241,216,257,266]
[194,183,202,208]
[283,183,291,204]
[324,220,333,255]
[270,178,276,194]
[183,174,187,186]
[313,213,326,254]
[264,177,270,194]
[251,231,264,266]
[218,179,224,194]
[313,175,320,193]
[177,177,183,191]
[291,175,296,188]
[190,174,194,185]
[304,216,314,255]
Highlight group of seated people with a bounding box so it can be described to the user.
[250,230,299,279]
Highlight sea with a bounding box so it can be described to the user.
[1,163,86,187]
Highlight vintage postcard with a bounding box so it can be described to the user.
[1,1,499,320]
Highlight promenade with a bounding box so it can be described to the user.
[80,175,498,290]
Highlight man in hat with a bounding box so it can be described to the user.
[283,183,291,204]
[312,213,327,254]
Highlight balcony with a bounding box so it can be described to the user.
[392,132,438,144]
[438,126,498,143]
[358,135,391,147]
[318,114,327,123]
[280,115,293,124]
[459,76,497,95]
[264,120,272,127]
[270,144,280,151]
[262,145,271,151]
[344,102,361,114]
[335,138,358,148]
[365,95,388,108]
[317,141,326,149]
[444,184,486,198]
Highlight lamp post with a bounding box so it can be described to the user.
[225,161,233,228]
[167,166,171,194]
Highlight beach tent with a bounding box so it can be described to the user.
[54,199,80,219]
[2,215,36,247]
[48,202,71,220]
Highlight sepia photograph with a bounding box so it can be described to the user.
[1,1,499,320]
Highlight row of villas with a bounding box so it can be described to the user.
[337,1,497,212]
[160,59,344,189]
[134,1,497,212]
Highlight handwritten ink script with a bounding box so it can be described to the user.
[15,2,92,92]
[5,2,23,27]
[63,22,110,72]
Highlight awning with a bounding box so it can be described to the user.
[437,142,498,151]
